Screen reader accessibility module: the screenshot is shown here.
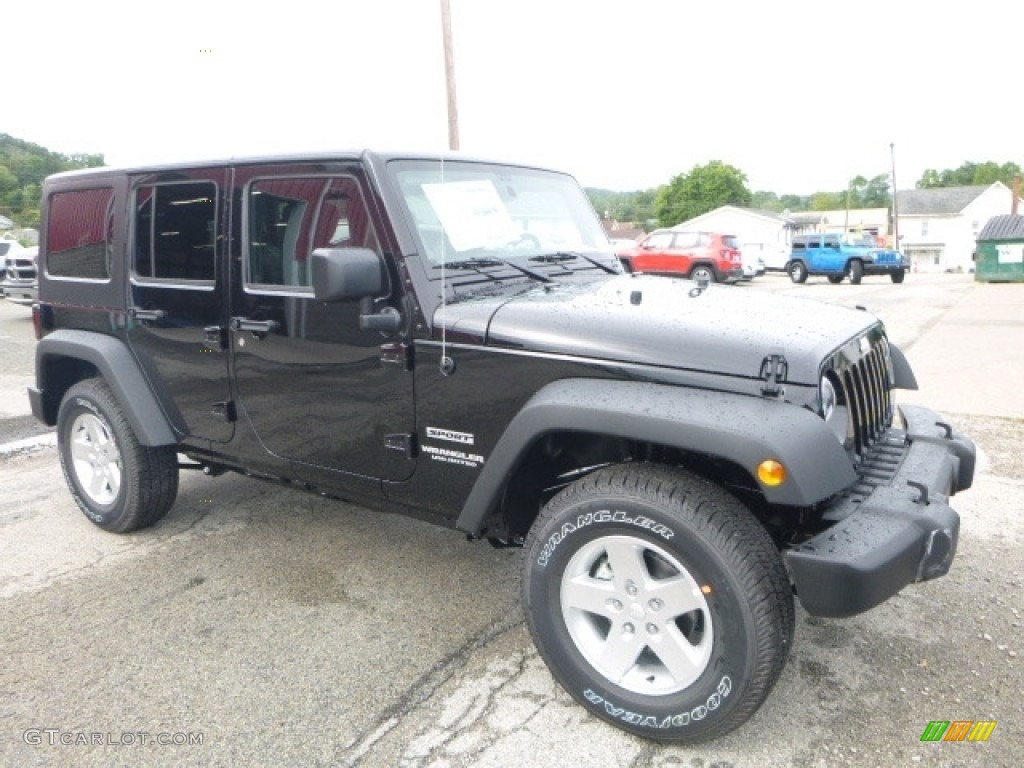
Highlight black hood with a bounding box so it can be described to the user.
[434,274,879,384]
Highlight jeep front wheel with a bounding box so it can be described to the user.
[788,260,808,283]
[891,269,906,284]
[57,378,179,533]
[522,464,794,743]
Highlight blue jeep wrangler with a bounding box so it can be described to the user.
[787,233,909,284]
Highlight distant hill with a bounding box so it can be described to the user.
[0,134,105,231]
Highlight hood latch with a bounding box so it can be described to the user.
[760,352,788,397]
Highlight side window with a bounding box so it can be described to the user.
[245,176,376,291]
[645,232,673,249]
[672,232,701,249]
[808,238,821,249]
[46,187,114,280]
[133,182,217,282]
[824,237,840,249]
[792,240,806,252]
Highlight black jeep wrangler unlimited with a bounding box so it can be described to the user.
[30,151,974,743]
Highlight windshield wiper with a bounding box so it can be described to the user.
[434,257,553,283]
[529,251,619,274]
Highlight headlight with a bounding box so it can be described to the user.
[820,373,851,445]
[819,375,836,421]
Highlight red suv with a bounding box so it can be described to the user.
[620,229,744,283]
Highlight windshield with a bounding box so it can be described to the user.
[389,160,616,271]
[845,234,878,248]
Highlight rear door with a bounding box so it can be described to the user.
[821,235,844,271]
[125,168,234,443]
[229,162,416,482]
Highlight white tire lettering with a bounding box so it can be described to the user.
[536,508,676,566]
[582,676,731,730]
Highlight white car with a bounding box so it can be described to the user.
[0,239,25,297]
[2,245,38,305]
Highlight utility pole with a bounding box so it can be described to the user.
[890,143,899,249]
[440,0,460,150]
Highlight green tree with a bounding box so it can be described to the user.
[751,190,783,212]
[0,133,105,227]
[861,174,892,208]
[0,164,18,196]
[916,160,1022,188]
[584,188,657,227]
[654,161,752,227]
[809,191,843,211]
[779,194,806,212]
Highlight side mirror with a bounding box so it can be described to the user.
[310,247,402,334]
[311,247,385,302]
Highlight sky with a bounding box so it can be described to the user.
[4,0,1020,195]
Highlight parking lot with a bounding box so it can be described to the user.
[1,272,1021,767]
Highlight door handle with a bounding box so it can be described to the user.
[131,307,167,322]
[230,317,279,334]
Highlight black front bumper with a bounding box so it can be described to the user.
[785,405,975,618]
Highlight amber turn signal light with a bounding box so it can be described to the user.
[757,460,787,486]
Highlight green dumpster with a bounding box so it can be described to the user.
[975,215,1024,282]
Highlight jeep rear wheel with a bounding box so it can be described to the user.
[522,464,794,743]
[849,260,864,284]
[689,265,716,283]
[788,261,808,283]
[57,378,179,533]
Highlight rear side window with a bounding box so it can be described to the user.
[46,187,114,280]
[724,235,740,249]
[672,232,701,248]
[792,241,806,252]
[245,175,377,291]
[133,182,217,283]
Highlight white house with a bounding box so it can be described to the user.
[670,206,795,271]
[896,182,1022,273]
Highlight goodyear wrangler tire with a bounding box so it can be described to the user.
[57,378,179,533]
[522,464,794,743]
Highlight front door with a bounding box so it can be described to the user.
[125,168,234,444]
[229,163,415,482]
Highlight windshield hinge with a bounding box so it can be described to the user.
[760,353,788,397]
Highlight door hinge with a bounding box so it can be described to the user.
[385,432,417,459]
[204,325,227,350]
[760,352,788,397]
[381,342,413,370]
[211,400,237,422]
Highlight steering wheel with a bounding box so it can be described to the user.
[511,233,541,250]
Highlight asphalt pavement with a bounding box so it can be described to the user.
[1,274,1021,767]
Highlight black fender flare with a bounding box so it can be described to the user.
[889,342,918,390]
[456,378,856,535]
[33,330,177,446]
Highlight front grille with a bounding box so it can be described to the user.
[6,258,36,281]
[832,335,894,457]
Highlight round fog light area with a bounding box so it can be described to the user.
[757,460,787,486]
